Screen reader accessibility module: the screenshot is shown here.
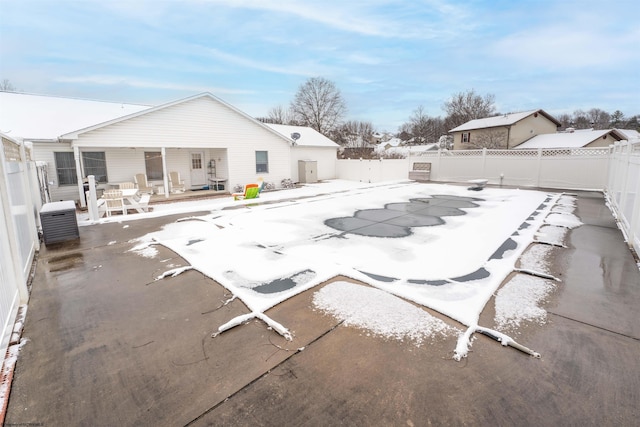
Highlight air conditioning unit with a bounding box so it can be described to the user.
[40,200,79,245]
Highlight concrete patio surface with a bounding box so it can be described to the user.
[4,190,640,426]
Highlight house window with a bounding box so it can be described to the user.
[82,151,108,183]
[256,151,269,173]
[54,152,77,186]
[145,151,163,180]
[462,133,471,143]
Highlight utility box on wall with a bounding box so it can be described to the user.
[298,160,318,183]
[40,200,79,245]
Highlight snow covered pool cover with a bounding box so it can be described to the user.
[131,182,579,359]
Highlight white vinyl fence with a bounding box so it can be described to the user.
[606,140,640,255]
[337,147,611,190]
[0,135,40,361]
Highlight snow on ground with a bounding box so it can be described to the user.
[313,281,459,346]
[535,225,569,246]
[124,180,581,360]
[495,275,556,330]
[519,244,555,275]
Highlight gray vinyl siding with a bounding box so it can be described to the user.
[31,141,79,203]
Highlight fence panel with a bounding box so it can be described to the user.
[338,148,611,191]
[1,136,38,362]
[607,140,640,254]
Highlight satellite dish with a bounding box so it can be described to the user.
[291,132,301,141]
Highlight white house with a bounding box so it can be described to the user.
[1,92,339,205]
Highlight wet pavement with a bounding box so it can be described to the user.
[4,190,640,426]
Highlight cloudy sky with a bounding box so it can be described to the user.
[1,0,638,131]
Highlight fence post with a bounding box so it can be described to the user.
[618,142,632,227]
[482,147,487,178]
[536,148,543,187]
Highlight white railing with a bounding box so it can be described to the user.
[606,140,640,255]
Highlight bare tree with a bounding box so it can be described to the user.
[555,113,572,130]
[0,79,17,91]
[397,106,446,145]
[571,110,591,129]
[333,120,374,147]
[466,128,508,149]
[443,89,496,130]
[290,77,346,136]
[586,108,611,130]
[267,105,295,125]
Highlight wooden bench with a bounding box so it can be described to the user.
[408,162,431,182]
[467,179,488,191]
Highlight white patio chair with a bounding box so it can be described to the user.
[134,174,154,195]
[169,171,186,193]
[118,182,135,189]
[102,190,127,216]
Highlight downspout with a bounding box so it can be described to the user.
[506,126,511,149]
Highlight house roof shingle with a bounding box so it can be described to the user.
[264,123,339,148]
[0,91,151,140]
[514,129,625,149]
[449,109,561,133]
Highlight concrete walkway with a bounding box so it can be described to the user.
[4,191,640,426]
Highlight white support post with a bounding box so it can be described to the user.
[74,145,85,207]
[161,147,169,198]
[87,175,99,221]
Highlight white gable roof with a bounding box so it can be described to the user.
[449,109,560,132]
[59,93,294,147]
[0,91,151,140]
[514,129,622,149]
[264,123,339,148]
[615,129,640,142]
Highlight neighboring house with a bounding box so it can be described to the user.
[374,138,438,157]
[264,123,339,182]
[1,92,338,205]
[450,109,561,150]
[374,137,403,154]
[513,129,626,149]
[615,129,640,142]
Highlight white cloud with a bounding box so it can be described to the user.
[204,0,468,39]
[205,47,337,77]
[55,75,253,95]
